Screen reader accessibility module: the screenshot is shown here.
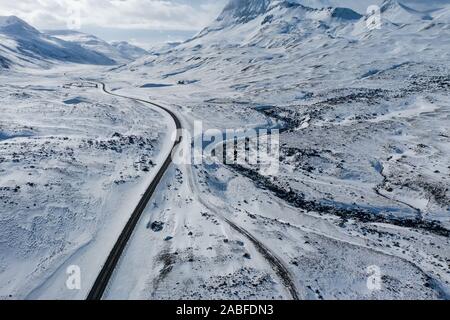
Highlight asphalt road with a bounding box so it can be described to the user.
[87,82,182,300]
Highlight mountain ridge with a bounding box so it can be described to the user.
[0,15,116,69]
[46,30,148,63]
[193,0,363,45]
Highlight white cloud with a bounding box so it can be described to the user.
[0,0,226,31]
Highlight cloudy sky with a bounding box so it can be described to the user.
[0,0,448,48]
[0,0,227,48]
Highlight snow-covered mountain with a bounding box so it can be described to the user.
[110,41,149,60]
[133,0,446,54]
[121,0,450,92]
[215,0,273,26]
[46,30,125,63]
[47,30,148,63]
[118,0,450,124]
[192,0,362,48]
[0,16,115,69]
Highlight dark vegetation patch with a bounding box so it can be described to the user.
[229,164,450,238]
[148,221,164,232]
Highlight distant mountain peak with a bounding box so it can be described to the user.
[379,0,434,22]
[329,7,362,20]
[217,0,273,24]
[0,15,39,35]
[215,0,362,27]
[381,0,409,12]
[0,15,24,26]
[110,41,149,60]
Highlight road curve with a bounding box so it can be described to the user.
[87,82,182,300]
[87,82,299,300]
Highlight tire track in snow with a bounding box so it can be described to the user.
[186,163,301,300]
[222,216,300,300]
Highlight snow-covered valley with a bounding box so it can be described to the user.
[0,68,173,299]
[1,0,449,300]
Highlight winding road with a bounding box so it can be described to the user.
[87,82,182,300]
[86,82,299,300]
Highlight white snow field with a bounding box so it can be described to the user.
[1,0,450,300]
[0,67,174,299]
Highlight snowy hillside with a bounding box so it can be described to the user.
[0,16,115,69]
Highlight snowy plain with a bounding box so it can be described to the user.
[0,66,175,299]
